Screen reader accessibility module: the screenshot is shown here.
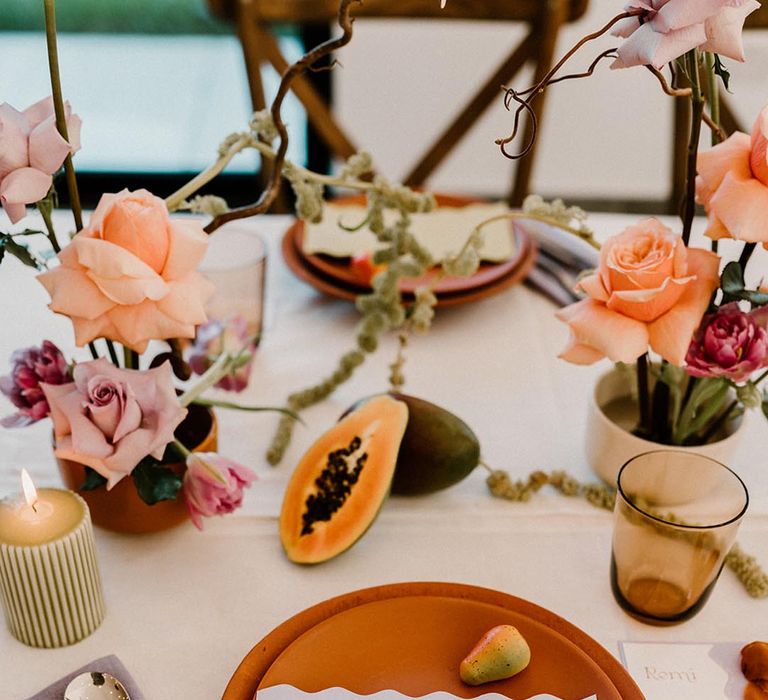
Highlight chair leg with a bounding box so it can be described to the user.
[403,33,536,188]
[509,0,568,207]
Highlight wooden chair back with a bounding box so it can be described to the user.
[209,0,590,206]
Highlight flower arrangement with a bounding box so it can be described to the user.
[491,0,768,447]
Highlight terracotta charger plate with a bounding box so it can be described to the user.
[222,582,645,700]
[282,195,537,306]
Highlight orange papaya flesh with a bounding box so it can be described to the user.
[280,395,408,564]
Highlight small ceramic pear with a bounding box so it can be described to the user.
[460,625,531,685]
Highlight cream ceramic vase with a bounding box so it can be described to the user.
[585,367,745,485]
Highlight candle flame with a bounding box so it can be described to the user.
[21,469,38,509]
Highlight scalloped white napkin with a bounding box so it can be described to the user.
[302,203,515,262]
[258,685,597,700]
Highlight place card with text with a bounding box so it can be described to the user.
[258,686,597,700]
[620,641,747,700]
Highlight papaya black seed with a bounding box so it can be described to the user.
[300,435,369,536]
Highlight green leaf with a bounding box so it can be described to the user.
[763,389,768,422]
[131,460,183,505]
[720,261,768,306]
[713,54,731,92]
[80,467,108,492]
[1,236,41,269]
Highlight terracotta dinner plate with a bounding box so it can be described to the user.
[282,194,537,306]
[222,582,644,700]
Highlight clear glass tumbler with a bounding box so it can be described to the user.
[611,450,748,625]
[199,226,267,342]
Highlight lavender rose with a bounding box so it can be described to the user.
[182,453,256,530]
[685,303,768,383]
[0,340,70,427]
[42,358,187,488]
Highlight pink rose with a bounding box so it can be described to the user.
[188,316,256,392]
[0,341,70,427]
[612,0,760,70]
[42,358,187,488]
[0,97,81,223]
[685,303,768,382]
[38,189,216,353]
[556,219,721,366]
[182,453,256,530]
[696,104,768,246]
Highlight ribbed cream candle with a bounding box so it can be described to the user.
[0,488,105,648]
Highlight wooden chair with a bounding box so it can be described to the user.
[208,0,589,206]
[671,6,768,211]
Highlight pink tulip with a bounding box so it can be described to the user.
[42,359,187,488]
[697,104,768,247]
[556,219,721,366]
[0,97,81,223]
[182,453,256,530]
[37,189,216,353]
[686,303,768,382]
[612,0,760,70]
[0,341,70,427]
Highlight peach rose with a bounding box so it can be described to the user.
[556,219,720,366]
[38,189,215,353]
[696,104,768,246]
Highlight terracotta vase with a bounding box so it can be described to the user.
[57,404,217,534]
[585,367,745,485]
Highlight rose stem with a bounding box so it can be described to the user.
[636,353,652,437]
[36,199,60,253]
[704,52,722,254]
[738,242,757,273]
[43,0,83,234]
[105,340,120,366]
[681,49,704,247]
[699,399,738,444]
[87,342,99,360]
[754,369,768,386]
[123,347,139,370]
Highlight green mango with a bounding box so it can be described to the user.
[388,393,480,495]
[342,393,480,495]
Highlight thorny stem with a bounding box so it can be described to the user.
[204,0,362,234]
[36,201,60,253]
[637,354,652,436]
[43,0,83,233]
[738,242,757,272]
[496,8,643,159]
[646,64,727,144]
[704,53,722,146]
[682,49,704,247]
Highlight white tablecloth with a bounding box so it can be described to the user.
[1,211,766,699]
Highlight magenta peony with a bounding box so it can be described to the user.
[0,97,81,223]
[41,358,187,488]
[188,316,256,393]
[0,340,70,427]
[182,452,256,530]
[685,303,768,383]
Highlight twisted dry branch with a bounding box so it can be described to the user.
[204,0,362,234]
[496,9,643,160]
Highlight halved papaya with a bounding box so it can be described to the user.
[279,395,408,564]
